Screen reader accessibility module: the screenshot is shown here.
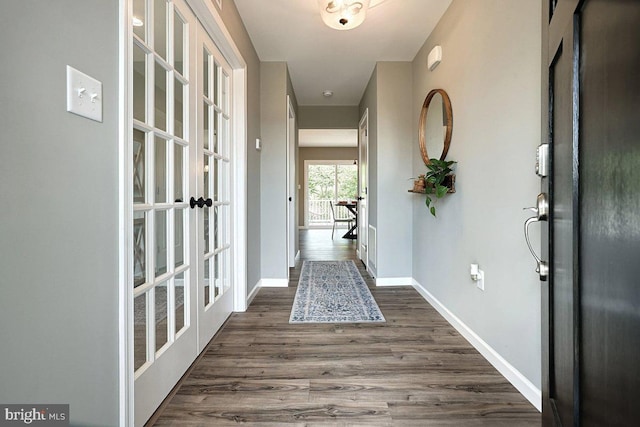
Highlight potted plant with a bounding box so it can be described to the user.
[424,158,456,217]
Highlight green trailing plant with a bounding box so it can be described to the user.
[424,158,456,217]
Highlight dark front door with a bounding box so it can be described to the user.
[541,0,640,425]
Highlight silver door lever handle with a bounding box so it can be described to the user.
[524,216,549,281]
[523,193,549,281]
[524,216,542,265]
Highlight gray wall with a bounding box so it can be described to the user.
[298,106,360,129]
[359,63,413,279]
[375,62,413,279]
[0,1,120,426]
[216,0,262,296]
[260,62,298,280]
[411,0,541,387]
[298,147,359,225]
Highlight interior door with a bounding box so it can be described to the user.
[541,1,640,425]
[286,96,296,270]
[197,27,234,351]
[132,0,198,425]
[357,110,368,266]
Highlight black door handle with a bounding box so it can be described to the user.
[190,197,213,209]
[357,196,364,200]
[289,197,292,201]
[190,197,201,208]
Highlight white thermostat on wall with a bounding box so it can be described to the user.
[428,45,442,71]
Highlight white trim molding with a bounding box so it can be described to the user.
[376,277,413,287]
[246,278,289,305]
[118,0,132,424]
[259,279,289,288]
[246,281,261,306]
[412,279,542,411]
[232,65,248,313]
[185,0,245,69]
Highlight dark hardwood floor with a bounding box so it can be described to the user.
[151,229,540,426]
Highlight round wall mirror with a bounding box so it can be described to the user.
[419,89,453,165]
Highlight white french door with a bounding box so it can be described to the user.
[358,110,368,266]
[131,0,197,424]
[129,0,234,424]
[286,96,296,270]
[197,28,233,350]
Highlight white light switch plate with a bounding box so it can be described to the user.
[66,65,103,122]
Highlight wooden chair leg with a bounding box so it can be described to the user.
[332,222,335,239]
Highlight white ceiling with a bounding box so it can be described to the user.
[299,129,358,147]
[234,0,452,106]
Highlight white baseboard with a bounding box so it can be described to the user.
[411,279,542,411]
[259,278,289,287]
[246,281,261,306]
[376,277,413,287]
[246,278,288,306]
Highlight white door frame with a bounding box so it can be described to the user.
[117,1,130,424]
[119,0,247,424]
[357,109,369,268]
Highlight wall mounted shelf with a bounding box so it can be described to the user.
[408,174,456,194]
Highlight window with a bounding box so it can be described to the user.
[305,161,357,227]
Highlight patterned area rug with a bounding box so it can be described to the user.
[289,261,385,323]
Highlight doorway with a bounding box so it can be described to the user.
[358,110,368,267]
[286,96,296,270]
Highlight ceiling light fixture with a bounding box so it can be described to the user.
[132,16,144,27]
[323,90,334,97]
[318,0,370,31]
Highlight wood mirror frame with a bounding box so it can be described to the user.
[419,88,453,165]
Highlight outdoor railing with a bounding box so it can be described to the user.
[308,199,355,226]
